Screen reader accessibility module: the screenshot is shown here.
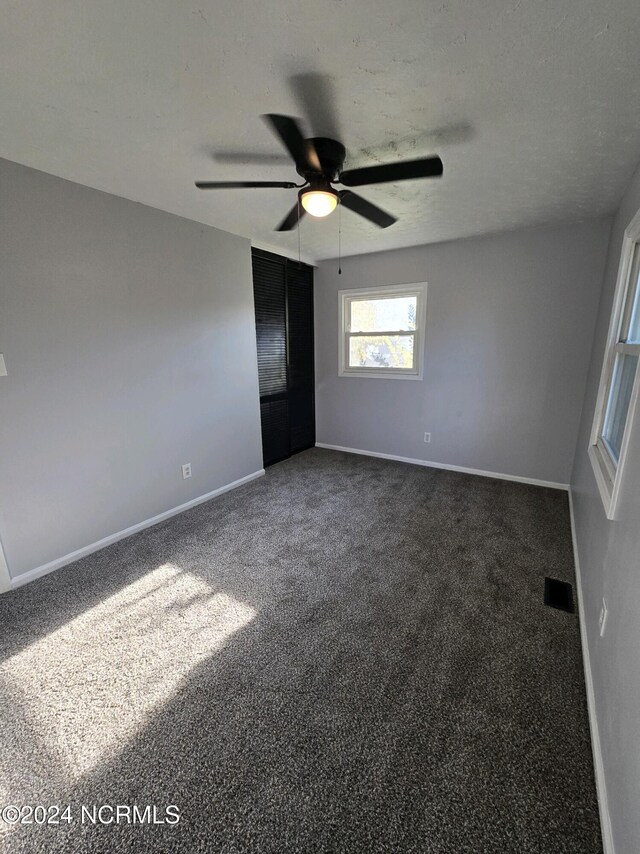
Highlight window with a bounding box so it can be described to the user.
[589,208,640,519]
[338,283,427,379]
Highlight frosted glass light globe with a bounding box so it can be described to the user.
[300,190,338,217]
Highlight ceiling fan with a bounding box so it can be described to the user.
[195,114,443,231]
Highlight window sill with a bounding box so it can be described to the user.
[588,443,617,520]
[338,369,423,380]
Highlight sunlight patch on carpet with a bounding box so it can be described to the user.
[0,563,256,785]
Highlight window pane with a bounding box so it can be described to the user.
[603,352,638,462]
[348,335,414,369]
[625,244,640,343]
[350,296,417,332]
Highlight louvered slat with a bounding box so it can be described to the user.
[252,254,287,399]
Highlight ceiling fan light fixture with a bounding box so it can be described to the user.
[195,113,442,231]
[300,188,339,218]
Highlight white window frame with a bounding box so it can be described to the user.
[589,206,640,519]
[338,282,427,380]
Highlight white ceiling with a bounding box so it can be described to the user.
[3,0,640,261]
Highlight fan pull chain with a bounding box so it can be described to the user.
[338,202,342,275]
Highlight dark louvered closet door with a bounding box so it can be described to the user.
[252,252,289,465]
[286,264,315,453]
[252,249,315,467]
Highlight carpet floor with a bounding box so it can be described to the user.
[0,448,601,853]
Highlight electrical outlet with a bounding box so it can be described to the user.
[182,463,192,480]
[599,598,608,637]
[423,432,431,443]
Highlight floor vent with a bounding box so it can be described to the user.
[544,577,575,613]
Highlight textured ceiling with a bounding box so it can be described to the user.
[2,0,640,261]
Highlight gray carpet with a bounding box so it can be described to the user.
[0,448,601,853]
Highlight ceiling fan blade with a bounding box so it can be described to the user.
[276,202,306,232]
[262,114,322,173]
[339,156,443,187]
[289,72,341,140]
[339,191,396,228]
[213,151,291,166]
[195,180,298,189]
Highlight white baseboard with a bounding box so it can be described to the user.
[7,469,265,592]
[315,442,569,491]
[568,487,615,854]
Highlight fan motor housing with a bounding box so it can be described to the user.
[298,137,346,181]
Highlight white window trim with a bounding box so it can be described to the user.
[338,282,427,380]
[588,206,640,519]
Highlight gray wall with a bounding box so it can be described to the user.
[571,160,640,854]
[315,219,611,484]
[0,158,263,579]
